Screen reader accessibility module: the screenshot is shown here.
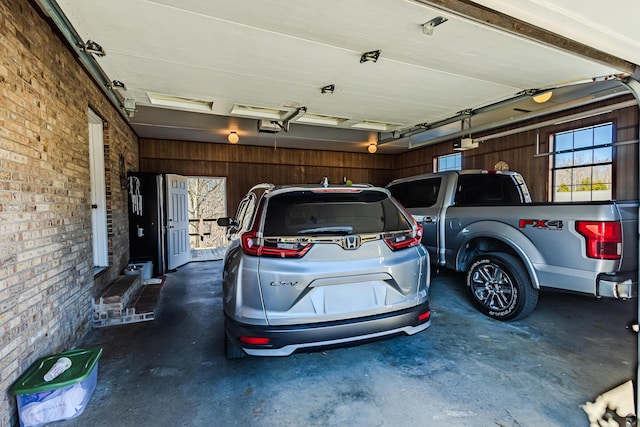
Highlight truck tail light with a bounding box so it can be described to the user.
[241,231,312,258]
[576,221,622,260]
[384,224,423,251]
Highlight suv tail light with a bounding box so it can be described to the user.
[384,224,423,251]
[576,221,622,260]
[241,231,312,258]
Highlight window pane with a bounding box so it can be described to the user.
[574,128,593,149]
[555,132,573,151]
[573,149,593,166]
[555,152,573,168]
[592,164,612,186]
[593,146,612,163]
[592,164,612,201]
[437,153,461,172]
[594,124,613,145]
[263,190,410,235]
[572,166,592,190]
[388,178,441,208]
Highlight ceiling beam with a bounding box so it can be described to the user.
[413,0,638,75]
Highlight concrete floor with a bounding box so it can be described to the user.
[64,260,637,427]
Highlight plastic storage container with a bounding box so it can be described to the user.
[10,348,102,427]
[124,261,153,280]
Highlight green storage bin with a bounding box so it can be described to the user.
[10,347,102,427]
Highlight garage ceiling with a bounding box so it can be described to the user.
[48,0,639,154]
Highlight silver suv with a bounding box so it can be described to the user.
[217,181,431,358]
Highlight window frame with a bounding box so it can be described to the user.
[549,122,614,202]
[434,153,462,172]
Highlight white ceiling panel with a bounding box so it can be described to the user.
[52,0,638,154]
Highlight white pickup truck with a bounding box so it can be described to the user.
[387,170,638,320]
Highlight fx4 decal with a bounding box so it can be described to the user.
[519,219,563,230]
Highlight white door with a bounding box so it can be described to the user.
[88,109,108,269]
[166,174,190,270]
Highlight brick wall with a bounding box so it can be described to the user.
[0,0,138,425]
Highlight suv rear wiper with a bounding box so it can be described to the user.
[298,226,353,235]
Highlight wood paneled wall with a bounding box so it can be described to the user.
[139,141,395,212]
[140,96,638,211]
[394,96,638,202]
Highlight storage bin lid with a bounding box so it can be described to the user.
[10,347,102,395]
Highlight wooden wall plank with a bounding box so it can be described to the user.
[140,98,638,212]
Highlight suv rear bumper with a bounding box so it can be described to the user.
[225,300,431,357]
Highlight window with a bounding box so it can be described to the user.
[387,178,441,208]
[435,153,461,172]
[263,191,411,235]
[551,123,613,202]
[455,174,529,205]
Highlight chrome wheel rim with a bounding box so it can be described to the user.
[470,262,515,311]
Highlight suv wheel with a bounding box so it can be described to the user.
[224,332,246,359]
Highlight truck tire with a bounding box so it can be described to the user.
[224,332,246,359]
[466,253,538,321]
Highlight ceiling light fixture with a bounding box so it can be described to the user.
[296,113,347,126]
[367,144,378,154]
[351,121,398,131]
[227,132,239,144]
[230,104,289,120]
[360,50,381,63]
[532,91,553,103]
[422,16,448,36]
[147,92,214,112]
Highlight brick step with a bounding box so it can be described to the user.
[92,274,165,328]
[127,281,164,319]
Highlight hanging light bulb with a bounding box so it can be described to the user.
[532,91,552,103]
[228,131,239,144]
[367,144,378,154]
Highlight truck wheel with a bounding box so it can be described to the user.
[224,332,246,359]
[466,253,538,321]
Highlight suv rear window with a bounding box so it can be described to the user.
[262,190,411,236]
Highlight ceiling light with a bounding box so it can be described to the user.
[147,92,214,112]
[351,121,398,131]
[367,144,378,154]
[532,91,553,103]
[295,113,347,126]
[227,132,239,144]
[360,50,381,63]
[230,104,289,120]
[422,16,448,36]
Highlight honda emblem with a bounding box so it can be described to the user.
[344,235,361,250]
